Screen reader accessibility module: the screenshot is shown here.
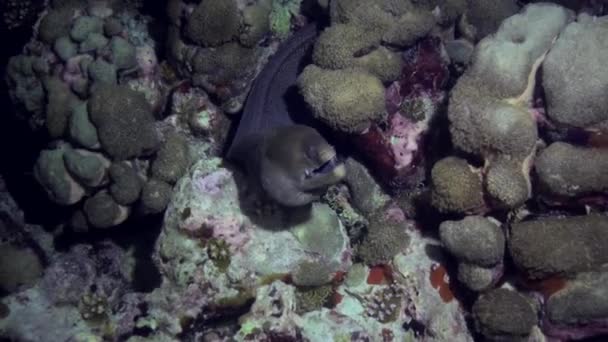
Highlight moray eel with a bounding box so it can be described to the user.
[227,23,345,206]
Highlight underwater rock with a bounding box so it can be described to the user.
[157,157,351,290]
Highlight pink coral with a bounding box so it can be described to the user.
[352,37,449,188]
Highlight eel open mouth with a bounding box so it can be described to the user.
[313,155,340,175]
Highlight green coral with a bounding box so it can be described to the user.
[240,0,272,47]
[192,42,256,82]
[140,178,173,214]
[80,33,109,54]
[88,84,159,160]
[70,16,104,42]
[430,156,485,214]
[151,131,190,184]
[296,285,333,313]
[109,37,136,70]
[43,76,78,138]
[34,146,84,205]
[292,260,334,287]
[357,208,411,265]
[207,238,231,271]
[109,162,142,205]
[88,58,117,86]
[290,203,344,259]
[186,0,240,47]
[312,23,402,82]
[63,149,107,187]
[68,101,100,149]
[0,244,44,294]
[269,0,302,38]
[344,263,367,288]
[53,36,77,62]
[83,191,123,229]
[297,65,386,133]
[484,157,530,209]
[38,8,74,44]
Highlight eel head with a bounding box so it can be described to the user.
[259,125,345,206]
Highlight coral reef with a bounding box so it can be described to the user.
[3,1,232,230]
[3,1,608,341]
[352,37,449,188]
[166,0,300,112]
[442,3,572,211]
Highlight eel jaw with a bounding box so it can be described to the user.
[306,146,345,179]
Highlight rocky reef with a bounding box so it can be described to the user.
[2,0,608,341]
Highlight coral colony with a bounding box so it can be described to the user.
[1,0,608,341]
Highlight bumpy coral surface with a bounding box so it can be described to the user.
[167,0,298,112]
[509,215,608,279]
[535,142,608,198]
[543,13,608,129]
[473,288,538,341]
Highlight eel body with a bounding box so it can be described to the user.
[227,23,319,157]
[227,23,345,206]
